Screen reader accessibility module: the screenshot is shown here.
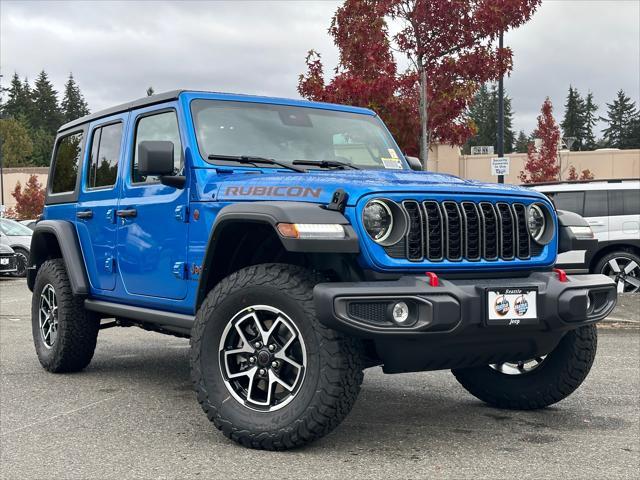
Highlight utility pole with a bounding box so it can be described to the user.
[497,31,505,184]
[0,73,4,210]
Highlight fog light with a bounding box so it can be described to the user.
[392,302,410,323]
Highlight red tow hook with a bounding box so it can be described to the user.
[425,271,439,287]
[553,268,568,282]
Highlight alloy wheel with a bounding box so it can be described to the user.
[601,257,640,293]
[490,356,547,375]
[218,305,307,412]
[39,284,59,348]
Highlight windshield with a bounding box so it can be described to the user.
[0,219,33,236]
[191,100,406,171]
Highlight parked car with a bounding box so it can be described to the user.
[0,218,33,277]
[0,244,18,275]
[28,90,616,450]
[20,219,39,230]
[533,180,640,293]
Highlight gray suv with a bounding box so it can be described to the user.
[534,180,640,293]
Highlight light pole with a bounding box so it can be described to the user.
[497,31,505,184]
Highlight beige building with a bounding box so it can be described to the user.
[1,148,639,211]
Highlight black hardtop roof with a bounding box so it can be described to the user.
[58,90,184,132]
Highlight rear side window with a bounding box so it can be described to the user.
[132,111,182,184]
[550,191,584,216]
[88,122,122,189]
[609,190,640,216]
[584,190,608,217]
[51,132,83,194]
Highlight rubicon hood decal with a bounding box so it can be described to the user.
[224,185,323,198]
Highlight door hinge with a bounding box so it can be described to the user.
[172,261,187,280]
[174,205,189,223]
[106,209,116,223]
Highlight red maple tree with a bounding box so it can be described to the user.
[299,0,541,162]
[519,98,561,184]
[7,174,46,220]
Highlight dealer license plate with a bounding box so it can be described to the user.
[486,287,538,326]
[0,258,9,265]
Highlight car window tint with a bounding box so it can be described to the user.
[132,111,182,184]
[609,190,640,216]
[88,123,122,188]
[583,190,608,217]
[551,191,584,216]
[51,132,83,194]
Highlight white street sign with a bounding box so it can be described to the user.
[491,157,510,176]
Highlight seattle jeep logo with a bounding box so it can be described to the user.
[224,186,322,198]
[494,295,510,316]
[514,295,529,316]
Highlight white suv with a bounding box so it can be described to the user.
[533,180,640,293]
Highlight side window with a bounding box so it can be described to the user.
[552,191,584,216]
[584,190,608,217]
[609,190,640,216]
[87,122,122,189]
[51,132,83,194]
[132,111,182,184]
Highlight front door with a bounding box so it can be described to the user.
[76,118,126,291]
[116,106,189,300]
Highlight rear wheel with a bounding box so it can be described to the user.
[190,263,363,450]
[595,250,640,293]
[11,247,28,277]
[31,259,99,373]
[452,325,597,410]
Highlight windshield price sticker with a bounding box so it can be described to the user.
[486,288,538,326]
[491,157,510,176]
[381,157,403,169]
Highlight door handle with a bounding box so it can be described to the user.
[116,209,137,218]
[76,210,93,219]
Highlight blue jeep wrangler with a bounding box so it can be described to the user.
[28,90,617,450]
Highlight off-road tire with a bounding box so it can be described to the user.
[452,325,597,410]
[190,263,364,450]
[32,259,99,373]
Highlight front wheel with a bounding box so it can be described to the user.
[452,325,597,410]
[190,264,363,450]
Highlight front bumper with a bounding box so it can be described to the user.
[314,272,616,373]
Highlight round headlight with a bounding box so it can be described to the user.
[528,204,546,242]
[363,200,393,243]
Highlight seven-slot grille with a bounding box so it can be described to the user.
[387,200,532,262]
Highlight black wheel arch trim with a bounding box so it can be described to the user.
[27,220,90,295]
[195,201,359,309]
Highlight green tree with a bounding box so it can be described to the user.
[30,70,63,135]
[61,73,89,123]
[30,128,55,166]
[601,89,638,149]
[465,83,514,154]
[515,130,529,153]
[561,85,586,150]
[583,92,599,150]
[0,118,33,166]
[1,73,33,122]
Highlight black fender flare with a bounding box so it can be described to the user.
[195,201,359,308]
[27,220,89,295]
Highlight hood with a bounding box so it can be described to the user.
[207,169,545,205]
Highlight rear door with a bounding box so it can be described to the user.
[608,189,640,242]
[583,189,609,242]
[75,115,127,291]
[116,105,189,300]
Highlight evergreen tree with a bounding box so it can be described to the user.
[515,130,529,153]
[30,70,63,135]
[601,89,638,149]
[0,118,34,166]
[1,73,33,122]
[465,83,515,154]
[61,73,89,123]
[561,85,586,150]
[583,92,599,150]
[30,128,55,167]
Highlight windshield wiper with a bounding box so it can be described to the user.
[292,159,360,170]
[208,154,307,173]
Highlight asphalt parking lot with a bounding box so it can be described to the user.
[1,277,639,479]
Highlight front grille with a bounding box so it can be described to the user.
[386,200,532,262]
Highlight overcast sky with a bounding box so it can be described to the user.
[1,0,639,137]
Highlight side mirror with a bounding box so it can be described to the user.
[138,141,175,176]
[405,155,423,171]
